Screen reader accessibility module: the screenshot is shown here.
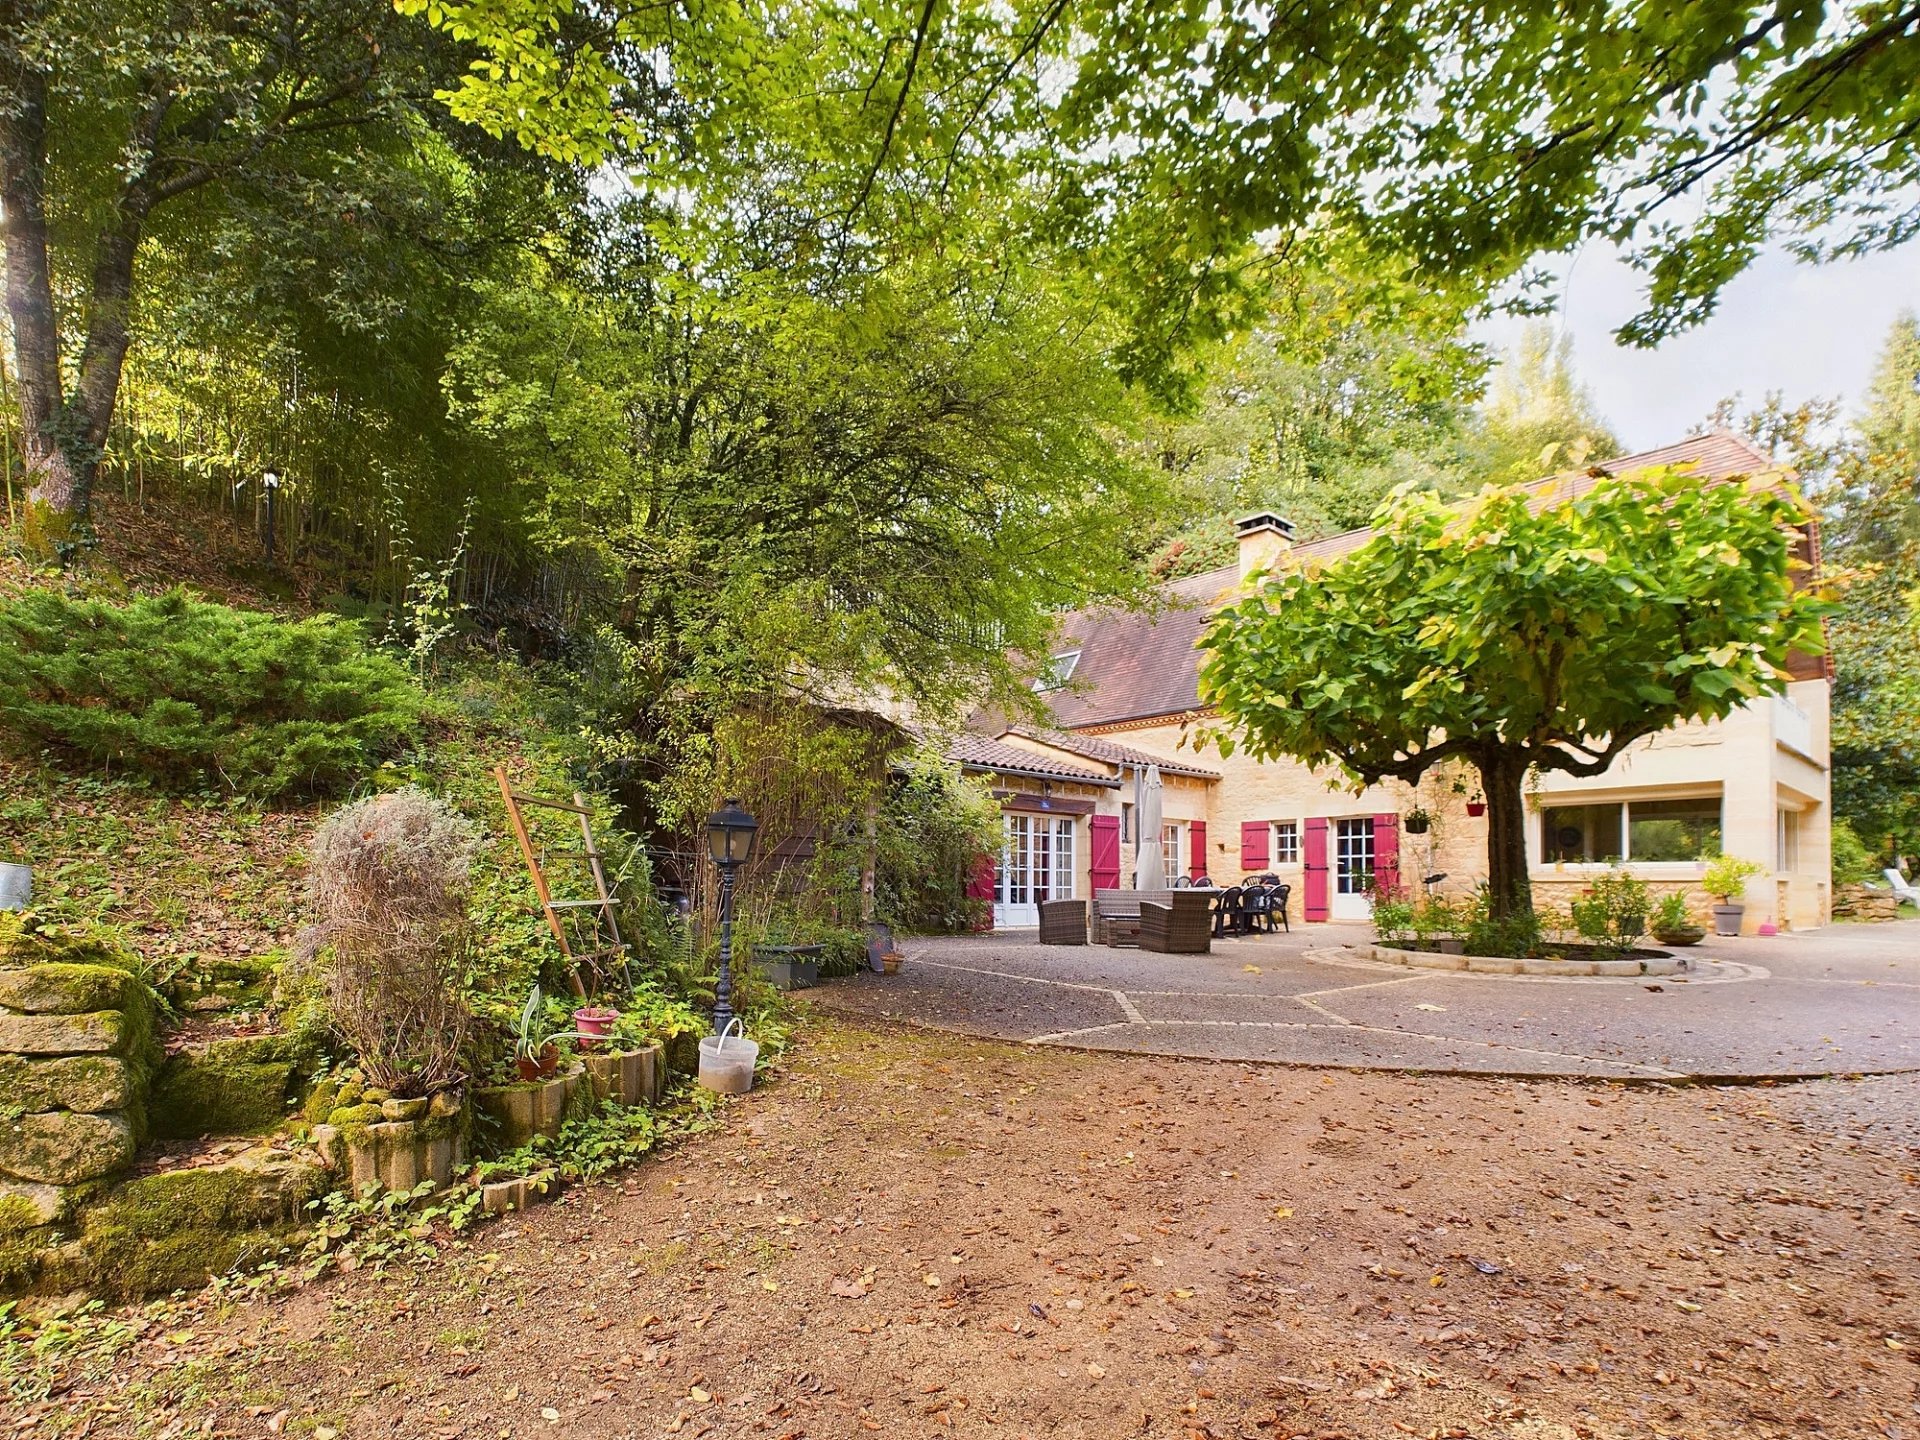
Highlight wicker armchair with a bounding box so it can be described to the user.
[1140,892,1213,953]
[1038,898,1088,945]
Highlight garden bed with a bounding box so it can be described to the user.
[1365,941,1685,977]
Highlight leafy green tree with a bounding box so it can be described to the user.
[406,4,1920,389]
[0,0,533,553]
[443,190,1165,828]
[1822,313,1920,853]
[1140,259,1485,575]
[1198,472,1832,921]
[1471,323,1621,479]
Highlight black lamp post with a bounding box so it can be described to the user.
[705,797,759,1036]
[262,469,280,563]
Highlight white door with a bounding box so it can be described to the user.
[995,814,1077,928]
[1331,817,1374,920]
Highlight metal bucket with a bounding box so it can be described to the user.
[0,863,30,911]
[697,1018,758,1095]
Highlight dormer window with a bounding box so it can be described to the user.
[1033,650,1081,691]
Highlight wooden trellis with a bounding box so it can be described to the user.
[494,766,631,999]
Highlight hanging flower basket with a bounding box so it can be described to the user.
[1465,801,1487,818]
[1403,808,1432,835]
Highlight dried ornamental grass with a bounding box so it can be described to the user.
[297,788,478,1093]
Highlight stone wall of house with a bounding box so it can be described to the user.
[1068,680,1833,932]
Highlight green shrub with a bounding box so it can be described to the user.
[873,750,1002,934]
[0,589,422,797]
[1831,819,1878,886]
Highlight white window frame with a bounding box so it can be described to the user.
[1272,820,1301,867]
[1161,821,1185,887]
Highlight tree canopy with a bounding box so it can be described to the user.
[1198,470,1834,919]
[402,1,1920,384]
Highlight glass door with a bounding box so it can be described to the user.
[996,815,1078,928]
[1332,817,1375,920]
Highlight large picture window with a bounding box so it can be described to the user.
[1541,796,1722,865]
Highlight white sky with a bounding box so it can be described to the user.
[1474,243,1920,451]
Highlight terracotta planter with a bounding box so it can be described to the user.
[880,951,903,975]
[515,1042,560,1082]
[572,1006,619,1049]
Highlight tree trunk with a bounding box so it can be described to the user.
[0,53,82,543]
[1478,751,1533,922]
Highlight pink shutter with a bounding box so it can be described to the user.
[1240,820,1269,871]
[1303,817,1330,921]
[1371,813,1400,898]
[1089,815,1121,892]
[965,853,997,932]
[1188,821,1208,881]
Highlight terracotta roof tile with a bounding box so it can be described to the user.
[945,732,1120,785]
[1044,434,1794,729]
[1004,727,1220,779]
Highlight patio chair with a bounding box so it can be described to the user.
[1265,882,1291,933]
[1212,884,1250,937]
[1885,868,1920,908]
[1140,892,1213,954]
[1171,875,1192,888]
[1038,898,1088,945]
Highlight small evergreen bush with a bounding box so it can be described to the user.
[0,588,421,797]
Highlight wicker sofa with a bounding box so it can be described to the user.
[1140,892,1214,953]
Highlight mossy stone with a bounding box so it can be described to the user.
[0,1054,132,1113]
[0,963,139,1015]
[0,1009,126,1055]
[149,1056,294,1140]
[66,1150,329,1300]
[0,914,144,975]
[0,1111,135,1185]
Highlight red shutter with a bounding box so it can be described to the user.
[1303,817,1330,921]
[1371,813,1400,899]
[1089,815,1121,892]
[1239,820,1269,871]
[965,853,997,932]
[1188,821,1208,882]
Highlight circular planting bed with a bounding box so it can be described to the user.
[1362,942,1686,978]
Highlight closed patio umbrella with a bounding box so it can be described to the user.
[1133,763,1164,888]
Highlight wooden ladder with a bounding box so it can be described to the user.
[494,766,632,999]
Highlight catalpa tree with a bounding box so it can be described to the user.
[1197,469,1835,921]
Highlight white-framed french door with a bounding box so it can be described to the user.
[1331,816,1375,920]
[996,814,1078,928]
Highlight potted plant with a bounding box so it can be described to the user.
[1402,807,1431,835]
[510,985,588,1081]
[1701,854,1766,936]
[1464,797,1486,818]
[1650,892,1705,947]
[572,1003,620,1048]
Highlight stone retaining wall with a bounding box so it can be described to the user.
[0,962,160,1216]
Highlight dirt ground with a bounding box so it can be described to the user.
[26,1015,1920,1440]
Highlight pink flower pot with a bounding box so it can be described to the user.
[572,1006,619,1049]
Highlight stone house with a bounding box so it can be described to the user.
[950,434,1833,934]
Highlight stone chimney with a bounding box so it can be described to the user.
[1234,511,1296,581]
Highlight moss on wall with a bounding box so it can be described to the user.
[147,1033,321,1139]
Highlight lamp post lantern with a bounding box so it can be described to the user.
[705,798,759,1035]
